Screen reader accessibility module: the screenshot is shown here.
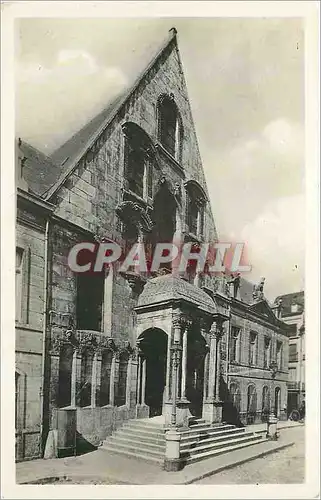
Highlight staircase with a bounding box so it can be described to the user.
[101,417,266,466]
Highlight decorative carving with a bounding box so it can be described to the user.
[253,277,265,301]
[77,331,97,351]
[116,200,154,234]
[100,337,117,352]
[173,182,181,200]
[119,271,146,295]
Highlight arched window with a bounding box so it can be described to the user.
[117,352,129,407]
[158,95,182,160]
[274,387,281,417]
[58,344,73,408]
[185,181,206,237]
[246,384,257,424]
[123,122,154,200]
[15,372,20,429]
[100,349,113,406]
[80,349,94,407]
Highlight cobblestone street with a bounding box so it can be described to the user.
[195,426,305,484]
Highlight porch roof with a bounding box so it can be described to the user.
[137,274,217,315]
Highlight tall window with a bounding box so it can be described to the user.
[230,326,240,363]
[185,182,206,238]
[117,352,129,407]
[124,123,154,200]
[229,383,241,413]
[261,385,270,422]
[58,344,73,408]
[15,248,24,322]
[249,332,257,366]
[158,96,179,158]
[76,272,104,331]
[289,343,298,362]
[80,349,94,407]
[264,337,271,368]
[276,341,283,370]
[100,350,113,406]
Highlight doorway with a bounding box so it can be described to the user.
[186,331,207,417]
[138,328,168,417]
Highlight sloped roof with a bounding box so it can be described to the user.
[18,140,60,197]
[50,92,125,167]
[45,28,178,200]
[137,274,217,315]
[274,290,304,316]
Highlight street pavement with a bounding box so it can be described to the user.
[16,421,303,485]
[195,426,305,484]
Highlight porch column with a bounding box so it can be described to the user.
[180,319,192,400]
[109,353,116,406]
[202,320,224,425]
[126,356,132,407]
[71,349,82,407]
[91,350,102,408]
[141,357,147,405]
[164,314,190,429]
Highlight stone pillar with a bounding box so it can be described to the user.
[181,327,188,400]
[164,314,190,429]
[135,350,149,418]
[103,265,113,336]
[109,353,116,406]
[125,356,132,407]
[202,320,224,425]
[71,349,82,407]
[141,358,147,405]
[91,351,102,408]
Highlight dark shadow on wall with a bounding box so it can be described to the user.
[219,376,244,428]
[76,431,98,456]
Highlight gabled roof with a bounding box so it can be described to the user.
[45,28,179,201]
[248,299,292,332]
[18,140,60,197]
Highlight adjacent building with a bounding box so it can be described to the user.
[273,291,305,416]
[15,28,291,462]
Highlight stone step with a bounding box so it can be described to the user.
[180,428,248,450]
[181,427,245,445]
[186,436,267,464]
[184,433,262,457]
[106,435,166,451]
[180,424,237,439]
[115,427,164,440]
[103,441,164,459]
[100,446,163,464]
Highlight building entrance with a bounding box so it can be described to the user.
[138,328,168,417]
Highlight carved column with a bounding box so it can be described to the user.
[141,357,147,405]
[180,318,192,401]
[71,349,82,407]
[91,350,102,408]
[126,356,132,407]
[109,353,116,406]
[202,319,224,425]
[103,265,113,336]
[164,313,189,429]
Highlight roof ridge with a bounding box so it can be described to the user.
[45,27,178,200]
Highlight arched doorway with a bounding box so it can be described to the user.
[246,384,257,424]
[274,387,281,417]
[186,330,207,417]
[138,328,168,417]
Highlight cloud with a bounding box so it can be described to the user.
[240,194,305,300]
[16,50,128,152]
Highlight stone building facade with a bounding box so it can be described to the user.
[15,28,291,461]
[273,291,305,416]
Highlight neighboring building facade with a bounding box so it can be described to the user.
[15,28,291,462]
[273,291,305,416]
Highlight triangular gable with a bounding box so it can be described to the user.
[44,28,178,201]
[248,299,282,325]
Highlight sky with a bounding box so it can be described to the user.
[15,17,305,301]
